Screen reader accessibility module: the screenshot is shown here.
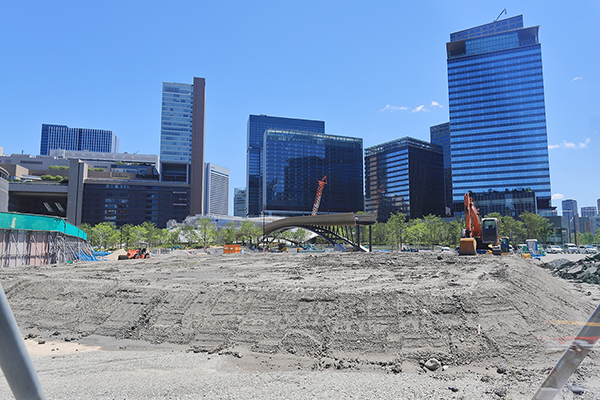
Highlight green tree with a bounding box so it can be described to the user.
[445,219,463,247]
[179,225,198,247]
[499,216,526,246]
[520,211,552,243]
[371,222,387,246]
[385,212,407,250]
[405,218,425,246]
[140,221,158,247]
[167,228,181,248]
[289,228,309,245]
[196,217,217,249]
[422,214,443,249]
[80,223,93,240]
[222,222,237,244]
[595,229,600,244]
[90,222,119,250]
[239,220,261,246]
[577,232,594,245]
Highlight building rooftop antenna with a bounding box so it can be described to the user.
[494,8,507,21]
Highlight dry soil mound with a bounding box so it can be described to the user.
[1,251,598,370]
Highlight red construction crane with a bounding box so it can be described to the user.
[311,176,327,216]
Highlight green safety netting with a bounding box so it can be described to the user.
[0,212,87,240]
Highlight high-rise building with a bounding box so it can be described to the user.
[262,129,363,216]
[430,122,452,215]
[247,115,325,217]
[562,199,578,219]
[446,15,551,213]
[562,199,579,234]
[365,137,444,221]
[160,77,205,216]
[204,163,229,216]
[40,124,119,156]
[233,188,246,217]
[581,206,597,218]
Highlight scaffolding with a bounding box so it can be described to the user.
[0,212,92,268]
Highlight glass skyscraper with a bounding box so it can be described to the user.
[246,115,325,216]
[160,77,206,216]
[365,137,444,221]
[263,129,363,216]
[40,124,119,156]
[430,122,452,215]
[160,82,193,166]
[446,15,551,213]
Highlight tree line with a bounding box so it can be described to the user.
[81,219,279,250]
[82,210,564,251]
[362,211,555,249]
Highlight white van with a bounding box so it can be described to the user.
[565,243,579,254]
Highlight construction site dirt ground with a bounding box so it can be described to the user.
[1,251,600,399]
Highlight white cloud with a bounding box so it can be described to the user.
[572,76,583,82]
[430,101,442,108]
[381,105,408,112]
[411,105,428,113]
[551,193,565,201]
[548,138,590,150]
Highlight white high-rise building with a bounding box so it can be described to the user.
[204,163,229,216]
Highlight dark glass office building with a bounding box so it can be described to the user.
[365,137,444,221]
[447,15,551,213]
[430,122,452,215]
[471,189,537,217]
[82,181,190,227]
[263,129,363,216]
[247,115,325,216]
[40,124,119,156]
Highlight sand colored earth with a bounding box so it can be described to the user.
[1,251,600,398]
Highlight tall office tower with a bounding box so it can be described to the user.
[446,15,551,214]
[581,206,597,218]
[262,129,363,216]
[365,137,444,221]
[247,115,325,216]
[562,199,579,234]
[40,124,119,156]
[233,187,246,217]
[204,163,229,216]
[160,77,205,216]
[430,122,452,215]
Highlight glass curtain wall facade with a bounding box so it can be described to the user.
[233,187,246,217]
[562,198,579,234]
[430,122,452,215]
[472,189,537,217]
[247,115,325,216]
[40,124,119,156]
[365,137,444,221]
[447,15,551,213]
[160,82,193,182]
[82,182,190,228]
[263,129,363,216]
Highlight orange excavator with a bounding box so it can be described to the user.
[118,248,151,260]
[459,193,500,255]
[311,176,327,216]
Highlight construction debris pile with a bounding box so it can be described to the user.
[549,253,600,284]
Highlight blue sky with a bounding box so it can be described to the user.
[1,1,598,215]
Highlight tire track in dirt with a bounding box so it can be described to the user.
[1,252,599,369]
